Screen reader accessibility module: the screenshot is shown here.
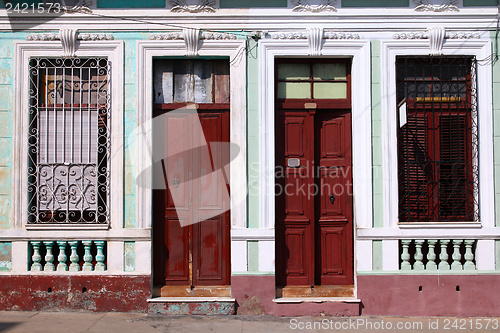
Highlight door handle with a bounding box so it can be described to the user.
[330,194,335,205]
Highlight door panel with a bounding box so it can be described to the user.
[154,110,230,289]
[276,109,353,287]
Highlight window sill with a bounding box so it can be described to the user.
[397,222,482,229]
[25,224,110,231]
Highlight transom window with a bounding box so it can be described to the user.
[396,56,478,222]
[27,57,110,224]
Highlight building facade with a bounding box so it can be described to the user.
[0,0,499,316]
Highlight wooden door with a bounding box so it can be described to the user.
[275,59,353,289]
[153,110,230,288]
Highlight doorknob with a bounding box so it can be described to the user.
[330,194,335,204]
[173,177,180,188]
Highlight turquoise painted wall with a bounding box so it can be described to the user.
[0,33,17,229]
[220,0,287,7]
[371,40,383,228]
[247,39,260,228]
[492,32,500,227]
[97,0,165,8]
[342,0,409,7]
[0,242,11,271]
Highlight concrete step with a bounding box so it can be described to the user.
[147,297,236,315]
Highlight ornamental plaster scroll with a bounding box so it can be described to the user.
[26,29,114,57]
[291,0,337,13]
[269,31,359,40]
[63,0,93,14]
[413,0,459,12]
[149,32,238,40]
[170,0,216,13]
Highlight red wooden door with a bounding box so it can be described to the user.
[275,109,353,287]
[153,110,230,288]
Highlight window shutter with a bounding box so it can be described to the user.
[439,115,467,219]
[399,115,428,221]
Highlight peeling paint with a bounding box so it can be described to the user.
[148,301,235,315]
[124,241,135,272]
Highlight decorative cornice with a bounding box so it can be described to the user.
[26,32,114,41]
[413,0,459,12]
[269,31,359,40]
[149,31,237,40]
[393,31,481,40]
[291,0,337,13]
[170,0,216,13]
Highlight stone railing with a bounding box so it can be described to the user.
[400,239,476,272]
[29,240,106,272]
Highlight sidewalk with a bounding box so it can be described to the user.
[0,311,499,333]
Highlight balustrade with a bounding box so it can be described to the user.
[399,239,476,271]
[29,240,107,272]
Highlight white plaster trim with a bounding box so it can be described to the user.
[0,228,151,241]
[59,29,78,57]
[357,227,500,240]
[12,41,124,231]
[428,27,445,56]
[231,228,275,241]
[231,240,247,272]
[355,240,372,272]
[475,239,496,271]
[135,241,152,274]
[380,39,494,230]
[259,240,275,272]
[183,28,201,56]
[107,241,124,272]
[10,241,27,274]
[135,40,247,232]
[307,27,323,56]
[382,239,399,271]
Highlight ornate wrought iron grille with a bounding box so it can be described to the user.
[27,58,110,224]
[396,56,479,222]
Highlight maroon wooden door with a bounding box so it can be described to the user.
[275,109,353,287]
[153,110,230,287]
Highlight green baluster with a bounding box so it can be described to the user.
[94,241,106,271]
[31,241,42,271]
[451,239,463,271]
[463,240,476,271]
[69,241,80,272]
[438,240,450,271]
[413,240,425,270]
[57,241,68,271]
[82,241,93,271]
[43,241,55,271]
[426,240,438,271]
[401,240,412,271]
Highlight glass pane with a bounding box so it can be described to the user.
[313,63,346,80]
[278,64,310,80]
[278,82,311,99]
[313,82,347,99]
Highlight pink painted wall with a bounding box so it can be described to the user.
[232,275,500,317]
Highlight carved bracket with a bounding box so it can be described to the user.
[183,28,201,57]
[269,31,359,40]
[414,0,459,12]
[170,0,216,13]
[26,30,114,57]
[291,0,337,12]
[307,28,323,56]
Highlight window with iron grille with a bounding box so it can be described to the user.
[27,57,110,224]
[396,56,479,222]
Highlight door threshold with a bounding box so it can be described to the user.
[278,285,355,298]
[148,297,235,303]
[155,285,232,297]
[273,297,360,304]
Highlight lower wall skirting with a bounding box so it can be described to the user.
[0,275,151,312]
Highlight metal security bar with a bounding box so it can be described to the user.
[396,56,478,222]
[27,58,110,224]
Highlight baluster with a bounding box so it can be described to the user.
[94,241,106,271]
[414,240,425,270]
[401,240,412,270]
[31,241,42,271]
[43,241,55,271]
[82,240,93,271]
[426,240,438,271]
[438,240,450,271]
[463,240,476,271]
[56,241,68,271]
[451,239,463,271]
[69,241,80,272]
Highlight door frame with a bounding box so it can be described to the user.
[136,39,247,285]
[258,36,372,298]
